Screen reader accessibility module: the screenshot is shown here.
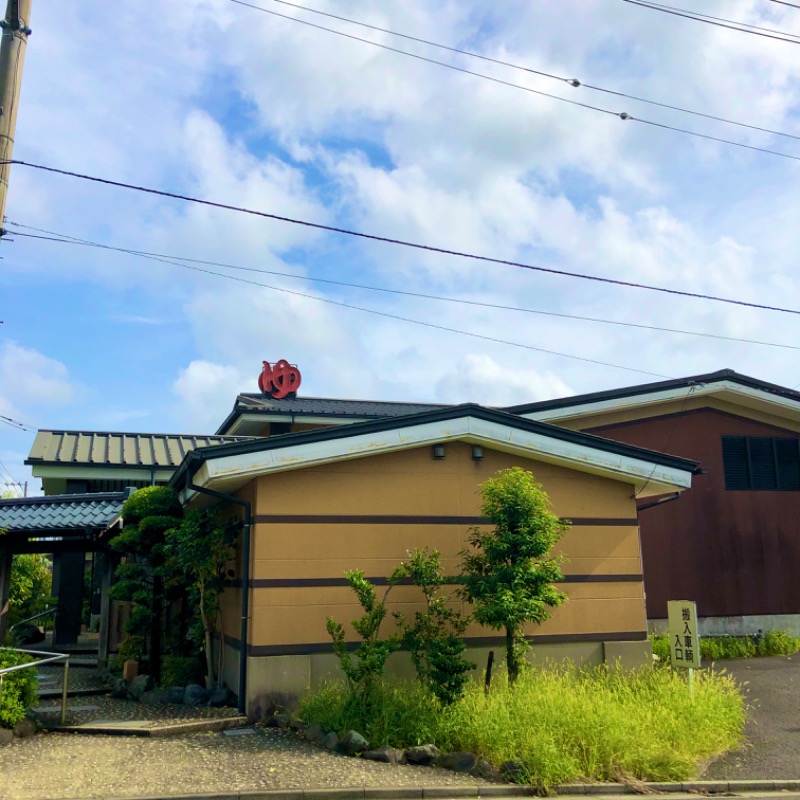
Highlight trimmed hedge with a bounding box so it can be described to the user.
[651,630,800,662]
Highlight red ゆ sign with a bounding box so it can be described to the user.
[258,360,302,399]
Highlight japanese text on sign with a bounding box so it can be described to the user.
[667,600,701,669]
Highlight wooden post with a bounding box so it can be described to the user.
[0,0,32,234]
[0,549,12,642]
[97,552,113,668]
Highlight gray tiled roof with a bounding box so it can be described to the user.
[26,430,254,469]
[0,492,126,532]
[234,394,448,418]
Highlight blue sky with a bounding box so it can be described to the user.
[2,0,800,494]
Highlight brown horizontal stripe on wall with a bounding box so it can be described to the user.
[223,631,647,655]
[225,574,642,589]
[253,514,638,526]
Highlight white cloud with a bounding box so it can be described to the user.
[173,360,249,432]
[436,354,573,406]
[0,342,74,408]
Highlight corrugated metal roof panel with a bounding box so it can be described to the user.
[25,431,255,469]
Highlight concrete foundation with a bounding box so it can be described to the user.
[241,639,623,719]
[649,613,800,638]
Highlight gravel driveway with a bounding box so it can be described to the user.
[0,726,491,800]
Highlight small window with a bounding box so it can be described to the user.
[722,436,800,491]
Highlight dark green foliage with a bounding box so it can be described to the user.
[163,508,239,688]
[651,630,800,663]
[0,650,38,728]
[160,654,203,687]
[391,548,474,705]
[109,634,145,672]
[326,570,400,702]
[460,467,569,684]
[109,487,184,681]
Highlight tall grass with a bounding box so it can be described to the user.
[300,664,745,791]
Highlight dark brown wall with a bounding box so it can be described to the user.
[588,408,800,619]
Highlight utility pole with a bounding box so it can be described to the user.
[0,0,31,237]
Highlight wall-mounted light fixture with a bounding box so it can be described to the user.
[432,444,446,460]
[471,445,484,461]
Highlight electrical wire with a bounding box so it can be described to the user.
[768,0,800,9]
[225,0,800,162]
[240,0,800,143]
[624,0,800,43]
[9,221,800,354]
[8,227,672,380]
[6,159,800,317]
[0,413,32,432]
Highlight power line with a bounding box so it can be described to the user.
[7,159,800,317]
[0,413,32,432]
[225,0,800,163]
[624,0,800,43]
[243,0,800,143]
[767,0,800,10]
[8,227,672,381]
[10,221,800,354]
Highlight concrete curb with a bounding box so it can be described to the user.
[58,781,800,800]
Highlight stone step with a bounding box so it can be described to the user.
[37,687,109,699]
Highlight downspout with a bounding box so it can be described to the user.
[185,456,252,716]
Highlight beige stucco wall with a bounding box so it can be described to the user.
[216,441,650,712]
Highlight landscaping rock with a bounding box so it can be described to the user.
[12,718,37,738]
[338,729,369,755]
[0,728,13,746]
[471,758,496,780]
[362,745,405,764]
[322,731,339,751]
[499,759,527,782]
[405,744,441,766]
[438,751,478,773]
[110,677,129,699]
[128,674,153,701]
[208,687,232,707]
[183,683,210,707]
[163,686,185,705]
[305,723,324,743]
[139,689,168,705]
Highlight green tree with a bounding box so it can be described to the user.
[164,508,239,689]
[109,486,183,682]
[460,467,569,685]
[391,548,474,705]
[8,554,53,627]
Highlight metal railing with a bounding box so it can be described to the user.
[9,606,56,633]
[0,646,69,724]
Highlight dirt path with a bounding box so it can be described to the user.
[703,652,800,780]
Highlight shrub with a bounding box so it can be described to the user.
[0,650,38,728]
[160,654,203,687]
[391,548,474,705]
[109,634,145,672]
[650,630,800,662]
[325,570,400,704]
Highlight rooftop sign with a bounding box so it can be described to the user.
[259,360,301,399]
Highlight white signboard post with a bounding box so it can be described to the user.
[667,600,700,695]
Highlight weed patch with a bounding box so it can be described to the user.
[300,664,745,791]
